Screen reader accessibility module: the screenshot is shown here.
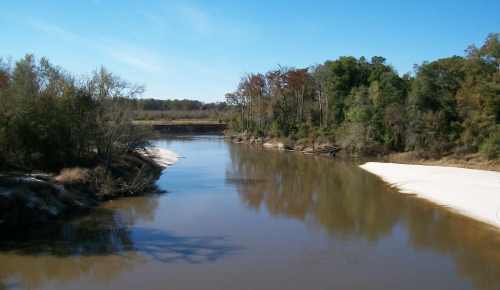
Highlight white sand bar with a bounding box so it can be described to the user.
[143,147,180,169]
[360,162,500,229]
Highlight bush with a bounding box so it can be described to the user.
[297,123,309,139]
[255,128,264,137]
[269,121,282,137]
[90,166,116,199]
[57,167,91,185]
[316,126,335,141]
[284,137,296,149]
[296,138,310,146]
[482,125,500,160]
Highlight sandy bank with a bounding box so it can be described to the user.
[360,162,500,229]
[143,147,180,168]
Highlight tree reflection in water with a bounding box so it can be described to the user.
[227,145,500,290]
[0,195,241,289]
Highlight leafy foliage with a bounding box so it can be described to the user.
[0,55,151,171]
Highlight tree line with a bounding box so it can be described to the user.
[0,54,150,171]
[130,98,230,122]
[133,98,227,111]
[225,33,500,158]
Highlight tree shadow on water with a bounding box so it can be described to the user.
[133,228,244,264]
[0,207,243,289]
[0,207,243,264]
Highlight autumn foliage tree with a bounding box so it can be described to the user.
[225,33,500,159]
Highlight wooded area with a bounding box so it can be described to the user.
[0,55,150,171]
[130,98,229,121]
[1,33,498,169]
[225,33,500,158]
[133,98,227,111]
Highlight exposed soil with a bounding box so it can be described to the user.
[226,132,500,172]
[0,152,165,235]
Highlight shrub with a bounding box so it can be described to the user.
[269,121,282,137]
[296,138,310,146]
[284,136,296,149]
[297,123,309,139]
[255,128,264,137]
[316,126,335,141]
[57,167,91,185]
[482,125,500,160]
[90,166,116,199]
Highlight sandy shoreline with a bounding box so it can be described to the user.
[360,162,500,229]
[144,147,180,168]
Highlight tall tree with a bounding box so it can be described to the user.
[86,66,146,166]
[309,63,330,127]
[325,57,363,126]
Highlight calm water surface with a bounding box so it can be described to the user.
[1,135,500,290]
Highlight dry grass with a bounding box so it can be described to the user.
[384,152,500,172]
[56,167,91,184]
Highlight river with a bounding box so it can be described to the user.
[1,135,500,290]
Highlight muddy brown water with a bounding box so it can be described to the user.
[1,135,500,290]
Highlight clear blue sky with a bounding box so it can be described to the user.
[1,0,499,103]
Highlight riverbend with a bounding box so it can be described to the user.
[1,135,499,290]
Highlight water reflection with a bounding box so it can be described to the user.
[0,195,241,289]
[0,205,143,289]
[227,145,400,241]
[227,144,500,289]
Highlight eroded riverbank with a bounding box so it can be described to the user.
[0,148,179,234]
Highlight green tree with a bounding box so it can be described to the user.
[325,56,365,127]
[86,66,146,166]
[407,56,467,152]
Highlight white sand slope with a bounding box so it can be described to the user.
[143,147,180,168]
[360,162,500,229]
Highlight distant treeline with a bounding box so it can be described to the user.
[132,98,227,111]
[0,55,150,170]
[130,98,230,121]
[225,33,500,158]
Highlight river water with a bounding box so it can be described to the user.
[1,135,500,290]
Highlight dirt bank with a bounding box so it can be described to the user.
[225,133,342,156]
[226,132,500,172]
[0,148,179,234]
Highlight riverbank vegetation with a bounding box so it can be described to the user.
[0,55,164,232]
[0,54,154,171]
[225,33,500,160]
